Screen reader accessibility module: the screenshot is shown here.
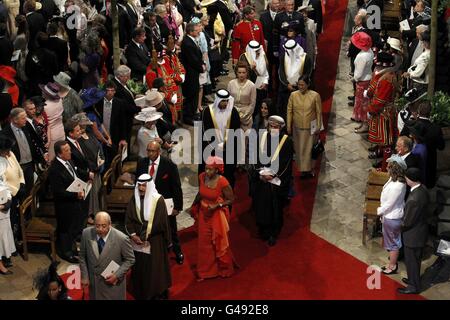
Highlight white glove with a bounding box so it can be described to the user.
[273,51,279,58]
[171,93,177,104]
[363,90,368,98]
[180,74,185,82]
[367,112,372,120]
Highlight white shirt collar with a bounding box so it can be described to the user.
[410,184,421,192]
[67,137,77,145]
[401,152,411,160]
[150,155,160,165]
[97,228,111,242]
[104,97,113,103]
[133,39,142,48]
[270,9,277,19]
[57,156,70,167]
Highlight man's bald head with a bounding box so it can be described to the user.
[95,211,111,237]
[147,140,161,161]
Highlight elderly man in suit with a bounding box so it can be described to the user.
[113,65,141,144]
[48,141,88,263]
[2,108,46,195]
[135,141,184,264]
[125,27,152,82]
[398,168,429,294]
[80,211,135,300]
[180,22,205,126]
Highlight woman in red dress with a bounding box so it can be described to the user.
[190,156,236,281]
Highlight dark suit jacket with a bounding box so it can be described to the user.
[94,97,128,147]
[124,41,151,81]
[402,184,429,247]
[126,3,139,30]
[38,0,58,21]
[260,10,275,62]
[47,36,69,72]
[180,36,204,95]
[66,139,90,182]
[26,11,46,49]
[273,11,305,54]
[135,156,183,211]
[404,152,421,170]
[155,15,172,46]
[0,37,13,66]
[1,123,44,163]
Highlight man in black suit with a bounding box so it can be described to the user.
[46,22,69,73]
[260,0,280,93]
[65,119,92,183]
[0,23,13,66]
[401,102,445,188]
[142,11,164,53]
[38,0,58,22]
[398,167,429,294]
[125,0,139,30]
[125,27,151,81]
[24,0,46,50]
[94,80,128,167]
[48,141,89,263]
[2,108,45,195]
[135,140,184,264]
[179,22,205,126]
[116,0,133,48]
[295,0,323,35]
[113,65,141,144]
[401,0,431,44]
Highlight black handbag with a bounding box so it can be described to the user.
[311,139,325,160]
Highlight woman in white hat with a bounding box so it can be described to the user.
[387,37,403,73]
[135,103,165,158]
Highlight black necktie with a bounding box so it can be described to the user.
[98,238,105,254]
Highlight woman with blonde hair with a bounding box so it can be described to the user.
[377,155,407,275]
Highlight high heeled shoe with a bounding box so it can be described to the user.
[0,269,13,275]
[381,263,398,275]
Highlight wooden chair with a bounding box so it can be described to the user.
[101,157,134,216]
[19,194,57,262]
[362,169,390,245]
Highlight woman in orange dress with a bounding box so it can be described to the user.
[190,156,236,281]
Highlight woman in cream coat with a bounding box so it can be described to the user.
[286,75,322,178]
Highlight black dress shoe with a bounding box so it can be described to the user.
[267,236,277,246]
[348,101,354,106]
[175,253,184,265]
[402,278,410,285]
[348,96,355,101]
[397,287,419,294]
[62,255,79,263]
[0,269,13,275]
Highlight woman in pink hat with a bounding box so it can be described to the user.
[351,31,373,133]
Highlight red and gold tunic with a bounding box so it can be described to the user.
[165,52,185,112]
[367,70,399,146]
[231,19,266,61]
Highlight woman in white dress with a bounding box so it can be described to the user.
[0,137,18,275]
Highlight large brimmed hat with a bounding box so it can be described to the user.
[144,90,164,108]
[53,72,71,90]
[39,82,61,100]
[80,87,106,109]
[135,107,163,122]
[351,32,372,51]
[298,4,314,12]
[387,37,401,52]
[71,113,93,126]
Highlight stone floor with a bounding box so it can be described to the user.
[2,0,449,300]
[309,3,450,299]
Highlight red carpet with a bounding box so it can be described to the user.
[66,0,424,300]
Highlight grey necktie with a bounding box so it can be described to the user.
[66,161,76,178]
